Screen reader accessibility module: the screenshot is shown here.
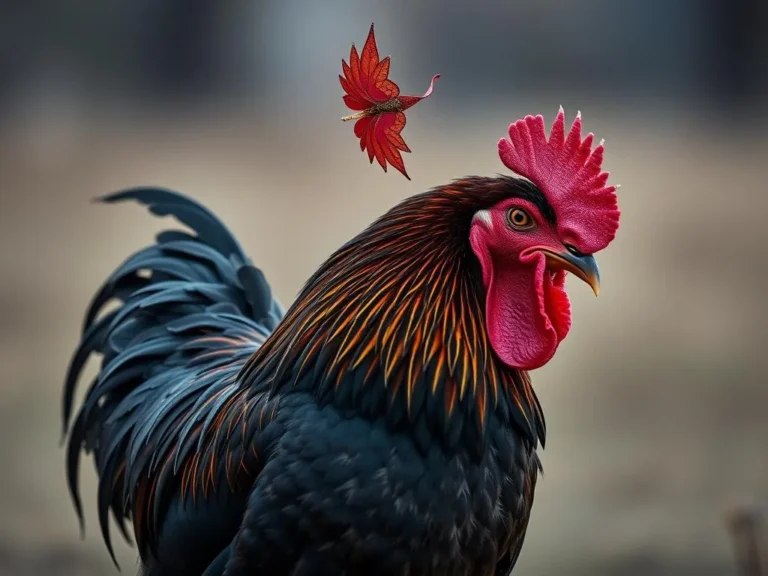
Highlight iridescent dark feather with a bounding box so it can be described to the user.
[62,188,283,570]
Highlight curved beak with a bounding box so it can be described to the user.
[538,248,601,296]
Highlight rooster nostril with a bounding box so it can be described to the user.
[565,244,583,257]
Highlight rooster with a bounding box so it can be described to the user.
[62,108,619,576]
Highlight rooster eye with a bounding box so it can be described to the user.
[507,208,534,230]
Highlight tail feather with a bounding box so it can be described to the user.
[97,187,248,261]
[62,187,281,567]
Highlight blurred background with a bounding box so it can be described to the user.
[0,0,767,574]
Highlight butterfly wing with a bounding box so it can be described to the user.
[354,112,411,180]
[340,24,400,110]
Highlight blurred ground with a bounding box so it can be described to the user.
[0,101,766,574]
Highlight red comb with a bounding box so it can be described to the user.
[498,107,620,254]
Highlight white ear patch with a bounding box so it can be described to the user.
[472,210,493,230]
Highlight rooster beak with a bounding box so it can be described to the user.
[538,248,601,296]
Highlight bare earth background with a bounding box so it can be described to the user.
[0,103,766,575]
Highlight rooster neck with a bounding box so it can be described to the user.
[242,178,547,454]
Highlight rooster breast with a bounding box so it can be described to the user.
[222,392,539,576]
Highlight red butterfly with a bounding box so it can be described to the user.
[340,24,439,180]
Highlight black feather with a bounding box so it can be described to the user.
[62,187,282,568]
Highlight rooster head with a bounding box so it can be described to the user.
[469,108,620,371]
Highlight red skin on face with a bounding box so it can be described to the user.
[470,197,572,371]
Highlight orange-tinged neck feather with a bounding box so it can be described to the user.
[241,180,546,451]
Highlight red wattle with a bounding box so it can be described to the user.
[470,233,572,370]
[544,269,571,342]
[486,255,552,370]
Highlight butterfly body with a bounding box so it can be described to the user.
[341,97,403,122]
